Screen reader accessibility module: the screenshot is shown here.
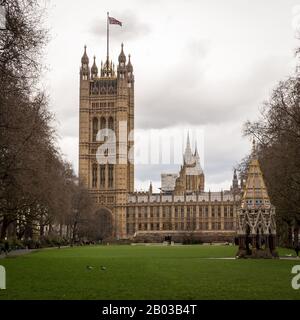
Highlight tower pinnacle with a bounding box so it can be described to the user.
[251,138,257,158]
[91,56,98,78]
[81,45,89,65]
[118,43,126,64]
[184,132,193,165]
[127,54,133,72]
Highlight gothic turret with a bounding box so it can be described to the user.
[80,45,90,80]
[81,45,89,65]
[232,169,239,192]
[127,54,134,84]
[117,43,127,79]
[127,54,133,72]
[91,56,98,79]
[118,43,126,64]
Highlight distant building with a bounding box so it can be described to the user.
[78,44,245,242]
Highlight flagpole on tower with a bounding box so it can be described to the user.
[107,11,109,64]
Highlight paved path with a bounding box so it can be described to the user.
[279,256,300,261]
[204,256,300,261]
[0,249,37,259]
[0,246,70,259]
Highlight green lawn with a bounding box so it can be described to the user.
[0,245,299,300]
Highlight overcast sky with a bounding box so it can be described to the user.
[44,0,299,192]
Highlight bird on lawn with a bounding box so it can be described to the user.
[100,266,106,271]
[86,265,94,270]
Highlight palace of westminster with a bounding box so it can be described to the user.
[79,42,277,253]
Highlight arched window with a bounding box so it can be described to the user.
[108,164,114,188]
[108,117,114,130]
[92,118,98,142]
[100,165,105,188]
[92,164,97,188]
[100,117,106,129]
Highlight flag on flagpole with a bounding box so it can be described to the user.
[106,13,122,69]
[108,16,122,26]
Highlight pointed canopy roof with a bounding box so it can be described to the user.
[91,56,98,75]
[127,54,133,72]
[118,43,126,64]
[241,142,270,209]
[81,45,89,64]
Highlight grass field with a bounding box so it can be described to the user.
[0,245,299,300]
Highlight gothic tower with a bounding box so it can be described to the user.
[79,44,134,239]
[174,134,205,195]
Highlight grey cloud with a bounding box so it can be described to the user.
[89,10,151,42]
[136,53,291,130]
[135,164,179,183]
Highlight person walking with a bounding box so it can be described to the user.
[295,243,300,258]
[4,240,9,256]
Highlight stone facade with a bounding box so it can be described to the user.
[79,44,134,239]
[126,191,240,242]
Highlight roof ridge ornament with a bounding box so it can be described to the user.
[251,138,257,158]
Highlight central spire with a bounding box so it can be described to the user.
[184,132,193,165]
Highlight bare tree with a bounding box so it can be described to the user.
[0,1,92,243]
[69,183,96,243]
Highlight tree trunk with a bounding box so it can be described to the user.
[288,225,293,248]
[0,216,10,240]
[40,224,44,237]
[294,225,299,246]
[72,222,77,244]
[59,223,62,237]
